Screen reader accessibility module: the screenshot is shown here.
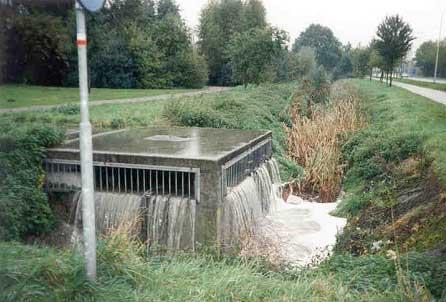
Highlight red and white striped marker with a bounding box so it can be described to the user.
[76,33,87,46]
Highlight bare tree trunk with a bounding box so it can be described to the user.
[370,68,373,81]
[390,70,393,87]
[380,70,384,82]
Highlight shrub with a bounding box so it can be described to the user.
[0,126,64,240]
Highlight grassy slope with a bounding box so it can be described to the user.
[0,84,193,109]
[353,79,446,185]
[1,240,439,302]
[394,78,446,92]
[1,81,446,300]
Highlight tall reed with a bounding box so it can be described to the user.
[285,81,365,202]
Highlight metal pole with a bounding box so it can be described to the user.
[434,11,444,83]
[75,1,96,281]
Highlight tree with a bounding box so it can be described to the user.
[292,24,341,70]
[227,27,286,86]
[415,40,446,78]
[198,0,268,85]
[350,46,371,78]
[375,15,414,87]
[333,44,353,79]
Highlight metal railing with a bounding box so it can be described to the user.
[222,138,272,193]
[44,159,200,202]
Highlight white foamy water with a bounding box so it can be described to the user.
[260,196,346,267]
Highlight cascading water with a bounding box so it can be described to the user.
[73,192,143,234]
[220,158,282,248]
[144,195,196,250]
[71,191,196,250]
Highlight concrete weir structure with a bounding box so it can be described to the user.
[45,127,273,247]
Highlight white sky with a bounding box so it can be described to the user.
[177,0,446,56]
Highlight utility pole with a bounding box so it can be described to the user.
[75,0,96,282]
[434,11,444,83]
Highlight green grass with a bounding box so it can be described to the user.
[351,79,446,186]
[1,238,442,301]
[0,84,194,109]
[394,78,446,92]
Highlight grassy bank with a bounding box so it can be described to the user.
[0,84,194,109]
[394,78,446,92]
[335,79,446,257]
[2,231,443,301]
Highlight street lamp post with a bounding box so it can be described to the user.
[434,11,444,83]
[75,1,96,282]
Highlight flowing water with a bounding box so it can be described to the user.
[144,195,196,250]
[73,191,143,234]
[220,158,282,247]
[70,158,281,250]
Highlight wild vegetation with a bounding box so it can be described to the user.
[285,81,365,202]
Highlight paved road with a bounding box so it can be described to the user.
[392,81,446,106]
[0,86,230,114]
[407,77,446,84]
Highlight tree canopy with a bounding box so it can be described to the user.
[292,24,342,71]
[1,0,208,89]
[415,40,446,78]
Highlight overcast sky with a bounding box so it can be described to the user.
[177,0,445,56]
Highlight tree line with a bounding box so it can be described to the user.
[0,0,423,89]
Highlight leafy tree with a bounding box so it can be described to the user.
[198,0,268,85]
[415,40,446,78]
[375,15,414,86]
[227,27,286,86]
[350,46,371,78]
[292,24,342,70]
[333,44,353,79]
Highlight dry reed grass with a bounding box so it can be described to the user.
[285,81,365,202]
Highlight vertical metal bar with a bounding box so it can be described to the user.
[181,172,184,198]
[143,169,146,193]
[118,167,121,193]
[99,166,102,191]
[155,170,159,195]
[162,171,165,195]
[124,168,127,193]
[149,170,152,194]
[105,166,109,192]
[130,169,133,193]
[174,171,178,196]
[111,167,115,192]
[188,172,191,200]
[137,169,140,194]
[168,171,171,196]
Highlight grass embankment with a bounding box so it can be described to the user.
[2,229,444,301]
[1,81,446,300]
[0,84,194,109]
[394,78,446,92]
[336,79,446,257]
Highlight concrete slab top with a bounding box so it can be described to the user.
[49,127,271,161]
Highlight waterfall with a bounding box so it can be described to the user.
[221,158,282,248]
[72,191,196,250]
[73,192,143,235]
[144,195,196,250]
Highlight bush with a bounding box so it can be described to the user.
[0,126,64,240]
